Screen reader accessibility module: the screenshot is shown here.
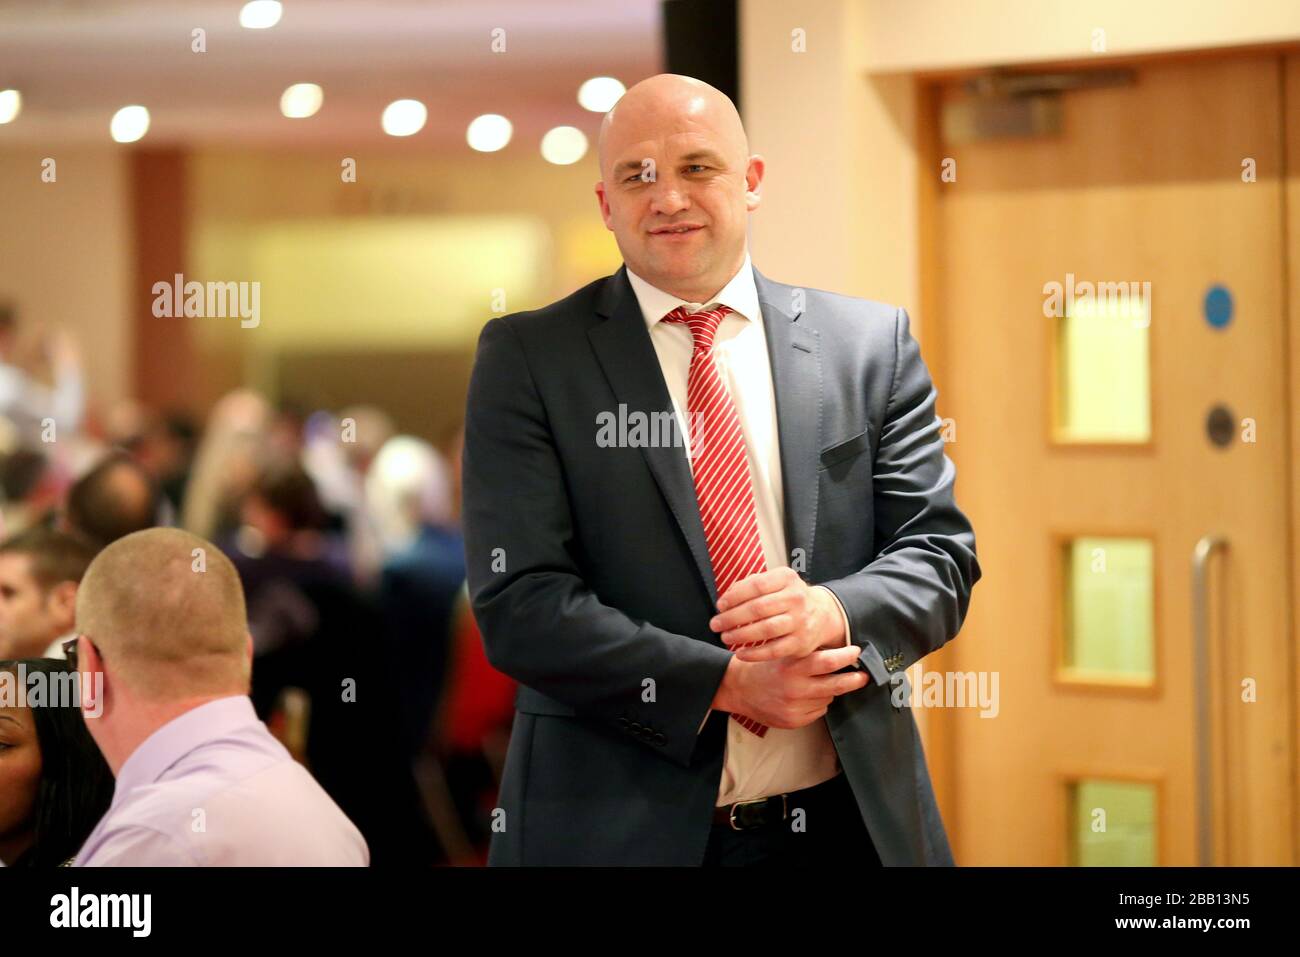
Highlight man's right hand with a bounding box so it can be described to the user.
[710,644,869,730]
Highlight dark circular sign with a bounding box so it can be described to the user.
[1206,404,1234,448]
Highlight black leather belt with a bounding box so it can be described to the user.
[712,772,844,832]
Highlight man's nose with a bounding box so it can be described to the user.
[648,180,689,216]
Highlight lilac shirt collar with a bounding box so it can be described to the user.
[109,695,260,808]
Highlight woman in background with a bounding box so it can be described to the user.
[0,658,114,867]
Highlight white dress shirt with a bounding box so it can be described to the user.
[625,249,851,806]
[43,632,73,659]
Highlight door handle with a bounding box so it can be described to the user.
[1192,534,1228,867]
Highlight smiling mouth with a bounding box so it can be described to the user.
[650,225,704,236]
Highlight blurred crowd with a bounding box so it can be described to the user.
[0,306,514,867]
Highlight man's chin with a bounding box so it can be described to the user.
[636,252,707,283]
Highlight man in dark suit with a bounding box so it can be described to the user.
[462,74,980,866]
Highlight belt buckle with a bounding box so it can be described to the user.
[728,792,788,832]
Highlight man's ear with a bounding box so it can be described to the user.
[594,181,613,229]
[744,154,765,212]
[243,633,256,690]
[47,580,78,632]
[80,635,103,672]
[79,635,108,716]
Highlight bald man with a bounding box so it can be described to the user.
[69,528,368,866]
[463,75,980,865]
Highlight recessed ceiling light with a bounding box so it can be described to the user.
[540,126,588,165]
[281,83,323,119]
[578,77,625,113]
[0,89,21,124]
[110,105,150,143]
[382,99,427,137]
[467,114,512,152]
[240,1,283,30]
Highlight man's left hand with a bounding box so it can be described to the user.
[709,567,845,661]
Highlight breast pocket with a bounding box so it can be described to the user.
[818,427,872,471]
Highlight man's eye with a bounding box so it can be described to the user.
[685,165,707,173]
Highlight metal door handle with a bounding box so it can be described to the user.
[1192,534,1228,867]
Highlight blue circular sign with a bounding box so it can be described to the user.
[1204,285,1233,329]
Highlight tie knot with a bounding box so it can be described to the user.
[662,304,733,350]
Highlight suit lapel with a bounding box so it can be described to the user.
[587,264,826,603]
[754,268,823,579]
[589,267,720,601]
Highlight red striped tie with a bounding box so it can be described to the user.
[663,304,770,737]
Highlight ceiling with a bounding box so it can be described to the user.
[0,0,663,150]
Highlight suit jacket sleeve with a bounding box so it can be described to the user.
[462,316,732,769]
[819,308,981,688]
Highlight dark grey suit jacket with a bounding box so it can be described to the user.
[462,263,980,865]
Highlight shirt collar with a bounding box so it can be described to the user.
[625,248,760,331]
[44,630,75,659]
[110,695,260,807]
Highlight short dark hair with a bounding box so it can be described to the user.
[0,658,115,868]
[0,450,48,502]
[0,526,97,590]
[65,452,162,550]
[252,461,326,531]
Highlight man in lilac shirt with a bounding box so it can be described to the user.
[70,527,368,866]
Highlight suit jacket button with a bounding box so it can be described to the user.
[653,733,666,745]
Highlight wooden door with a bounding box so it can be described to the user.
[925,53,1296,865]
